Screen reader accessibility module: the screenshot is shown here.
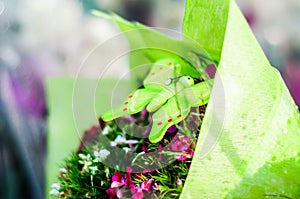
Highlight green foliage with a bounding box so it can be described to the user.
[57,151,113,199]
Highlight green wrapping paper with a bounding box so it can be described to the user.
[181,0,300,198]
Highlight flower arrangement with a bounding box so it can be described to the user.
[47,0,300,198]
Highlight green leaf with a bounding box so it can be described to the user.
[181,0,300,198]
[92,10,214,80]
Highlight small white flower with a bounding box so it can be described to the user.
[105,168,110,178]
[59,168,67,173]
[93,149,110,162]
[110,135,138,146]
[49,183,60,195]
[51,183,60,190]
[89,166,98,175]
[110,141,117,147]
[122,147,131,153]
[49,189,60,195]
[114,135,127,143]
[102,126,111,135]
[79,153,92,171]
[78,153,87,160]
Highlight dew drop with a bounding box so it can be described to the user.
[267,163,272,168]
[165,78,172,85]
[293,151,298,157]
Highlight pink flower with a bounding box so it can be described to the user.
[176,155,188,161]
[105,188,115,199]
[176,179,182,186]
[171,136,195,161]
[125,167,135,192]
[189,151,194,157]
[111,172,124,188]
[141,179,153,192]
[141,145,148,152]
[172,140,182,151]
[132,188,144,199]
[181,137,191,144]
[175,148,194,161]
[142,169,150,174]
[116,189,123,198]
[131,179,154,199]
[126,166,132,173]
[112,172,123,182]
[157,144,163,150]
[172,137,191,152]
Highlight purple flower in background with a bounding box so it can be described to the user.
[242,9,256,28]
[6,55,48,118]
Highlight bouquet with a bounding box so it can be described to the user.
[47,0,300,198]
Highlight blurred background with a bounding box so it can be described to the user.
[0,0,299,198]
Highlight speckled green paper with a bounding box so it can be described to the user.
[180,1,300,198]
